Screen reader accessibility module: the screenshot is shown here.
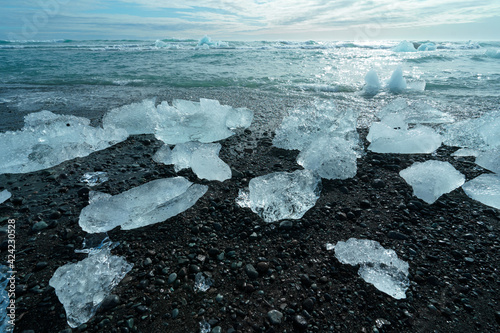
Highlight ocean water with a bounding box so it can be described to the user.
[0,38,499,131]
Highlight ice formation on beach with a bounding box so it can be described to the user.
[399,161,465,204]
[49,241,133,328]
[273,100,358,151]
[102,98,158,135]
[331,238,409,299]
[367,114,442,154]
[392,40,417,52]
[155,98,253,144]
[194,272,213,292]
[297,136,358,180]
[475,149,500,174]
[236,169,321,222]
[417,42,437,51]
[377,98,453,124]
[440,111,500,150]
[0,111,127,174]
[363,69,381,96]
[0,190,11,204]
[0,265,13,333]
[462,174,500,209]
[154,142,231,181]
[79,177,208,233]
[387,67,407,93]
[80,172,109,186]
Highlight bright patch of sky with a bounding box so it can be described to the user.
[1,0,499,41]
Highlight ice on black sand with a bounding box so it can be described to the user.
[329,238,409,300]
[79,177,208,233]
[462,174,500,210]
[236,169,321,223]
[0,190,11,204]
[399,160,465,204]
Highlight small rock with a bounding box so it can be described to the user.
[267,310,283,325]
[34,261,48,271]
[171,308,179,319]
[372,179,386,189]
[143,258,153,266]
[279,220,294,230]
[168,273,177,284]
[293,315,308,330]
[100,294,120,311]
[360,200,371,209]
[245,264,259,280]
[387,231,408,240]
[256,262,269,273]
[302,298,314,312]
[32,221,48,232]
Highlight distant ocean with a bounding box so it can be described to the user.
[1,38,499,131]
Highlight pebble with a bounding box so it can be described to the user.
[267,310,283,325]
[279,220,294,230]
[387,231,408,240]
[168,273,177,284]
[171,308,179,319]
[32,221,48,232]
[372,179,386,188]
[245,264,259,280]
[302,298,315,312]
[34,261,48,271]
[293,315,308,330]
[100,294,120,311]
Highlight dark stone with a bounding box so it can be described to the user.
[387,231,408,240]
[34,261,48,271]
[100,294,120,311]
[302,298,315,312]
[293,315,308,330]
[279,220,294,230]
[372,179,386,189]
[360,200,371,209]
[256,261,269,273]
[245,264,259,280]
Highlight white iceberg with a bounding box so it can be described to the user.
[462,174,500,209]
[49,242,133,328]
[273,100,358,151]
[236,169,321,223]
[0,190,11,204]
[387,67,407,93]
[102,98,158,135]
[154,142,231,181]
[79,177,208,233]
[417,42,437,51]
[297,136,358,180]
[155,99,253,144]
[332,238,409,299]
[392,40,417,52]
[399,160,465,204]
[0,111,127,175]
[362,69,381,96]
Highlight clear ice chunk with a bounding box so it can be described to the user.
[102,98,159,135]
[387,67,407,93]
[0,190,11,204]
[475,149,500,174]
[273,100,359,151]
[79,177,208,233]
[80,172,109,186]
[399,160,465,204]
[0,265,13,333]
[194,272,213,292]
[331,238,409,300]
[0,110,127,174]
[362,69,381,96]
[378,98,453,124]
[199,320,211,333]
[236,169,321,222]
[392,40,417,52]
[154,142,231,181]
[462,174,500,209]
[49,242,133,328]
[155,98,253,144]
[297,136,358,180]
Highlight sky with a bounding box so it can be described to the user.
[1,0,500,41]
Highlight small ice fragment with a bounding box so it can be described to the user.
[194,272,213,292]
[102,98,158,135]
[49,243,133,328]
[0,190,11,204]
[475,149,500,174]
[0,265,13,333]
[363,70,381,96]
[199,320,211,333]
[331,238,409,299]
[462,174,500,209]
[392,40,417,52]
[80,172,108,186]
[79,177,208,233]
[399,161,465,204]
[75,233,113,254]
[236,169,321,223]
[325,243,335,251]
[387,67,407,93]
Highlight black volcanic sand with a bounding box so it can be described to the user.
[1,87,499,333]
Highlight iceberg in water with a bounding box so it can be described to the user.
[462,174,500,209]
[367,114,442,154]
[331,238,409,299]
[362,69,381,96]
[155,99,253,144]
[417,42,437,51]
[79,177,208,233]
[297,136,358,180]
[387,67,407,93]
[399,160,465,204]
[196,35,229,49]
[236,169,321,222]
[475,149,500,174]
[154,142,231,181]
[485,49,500,59]
[102,98,158,135]
[49,241,133,328]
[0,190,11,204]
[392,40,417,52]
[273,100,359,151]
[0,111,127,174]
